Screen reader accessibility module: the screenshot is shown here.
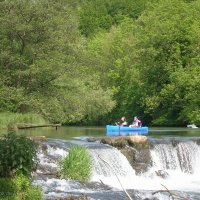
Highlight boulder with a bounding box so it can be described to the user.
[126,135,147,144]
[100,135,147,147]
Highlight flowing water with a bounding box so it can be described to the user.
[13,126,200,139]
[6,126,200,199]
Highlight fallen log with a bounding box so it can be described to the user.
[16,123,61,130]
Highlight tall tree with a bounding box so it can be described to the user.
[0,0,115,123]
[78,0,148,37]
[134,0,200,125]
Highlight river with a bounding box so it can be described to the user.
[2,126,200,199]
[16,126,200,139]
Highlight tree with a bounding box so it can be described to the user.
[78,0,148,37]
[85,0,200,126]
[85,18,143,123]
[133,0,200,125]
[0,0,115,124]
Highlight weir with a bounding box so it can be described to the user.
[34,138,200,199]
[151,141,200,173]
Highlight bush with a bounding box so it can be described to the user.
[0,177,15,199]
[59,145,92,181]
[0,174,43,200]
[25,185,43,200]
[0,132,38,177]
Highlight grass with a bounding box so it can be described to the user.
[0,174,43,200]
[59,145,93,181]
[0,112,46,130]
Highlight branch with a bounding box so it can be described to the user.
[152,184,190,200]
[98,155,134,200]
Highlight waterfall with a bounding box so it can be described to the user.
[89,145,136,189]
[151,141,200,174]
[146,141,200,192]
[90,140,200,192]
[34,138,200,199]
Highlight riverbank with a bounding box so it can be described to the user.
[0,112,47,130]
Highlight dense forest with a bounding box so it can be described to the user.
[0,0,200,126]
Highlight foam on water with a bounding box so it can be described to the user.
[90,141,200,193]
[34,138,200,199]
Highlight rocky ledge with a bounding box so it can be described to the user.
[88,135,152,174]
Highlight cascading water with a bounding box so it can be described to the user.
[33,138,200,200]
[151,141,200,173]
[147,141,200,192]
[88,145,136,189]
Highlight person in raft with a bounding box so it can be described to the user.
[129,116,142,128]
[115,116,128,126]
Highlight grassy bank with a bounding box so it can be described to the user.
[0,112,46,130]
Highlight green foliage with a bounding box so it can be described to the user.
[59,145,92,181]
[0,174,43,200]
[0,0,115,124]
[1,0,200,126]
[85,18,142,123]
[25,185,43,200]
[0,177,16,199]
[0,112,46,130]
[0,132,38,177]
[0,0,80,118]
[79,0,148,37]
[132,0,200,125]
[84,0,200,126]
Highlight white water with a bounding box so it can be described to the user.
[147,141,200,191]
[89,146,136,189]
[90,141,200,192]
[34,139,200,199]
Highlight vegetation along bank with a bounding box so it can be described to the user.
[0,0,200,127]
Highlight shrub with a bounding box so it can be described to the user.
[0,174,43,200]
[59,145,92,181]
[0,177,15,199]
[25,185,43,200]
[0,132,38,177]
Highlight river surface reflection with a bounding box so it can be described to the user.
[13,126,200,139]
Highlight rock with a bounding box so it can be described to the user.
[30,136,47,141]
[120,146,151,174]
[87,137,97,142]
[100,135,147,146]
[127,135,147,144]
[100,137,113,145]
[46,196,88,200]
[155,170,169,179]
[99,135,151,174]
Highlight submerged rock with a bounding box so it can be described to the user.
[155,170,169,179]
[46,195,88,200]
[30,136,47,141]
